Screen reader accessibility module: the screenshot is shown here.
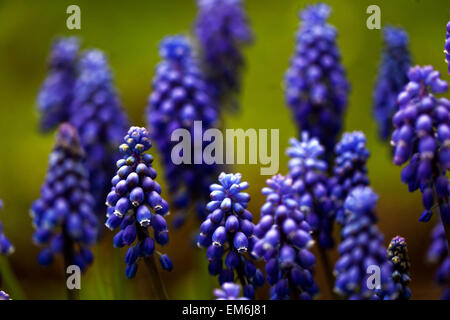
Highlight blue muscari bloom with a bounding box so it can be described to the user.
[146,35,218,227]
[214,282,248,300]
[105,127,172,278]
[252,174,318,300]
[334,187,396,300]
[0,290,10,300]
[31,124,97,271]
[445,21,450,74]
[373,26,411,140]
[37,37,79,131]
[0,200,14,256]
[329,131,370,225]
[198,172,264,299]
[284,3,349,158]
[391,65,450,224]
[71,49,129,216]
[194,0,252,109]
[427,222,450,300]
[387,236,411,300]
[286,132,334,248]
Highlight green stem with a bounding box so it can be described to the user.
[143,254,168,300]
[317,245,338,299]
[0,256,25,299]
[63,231,79,300]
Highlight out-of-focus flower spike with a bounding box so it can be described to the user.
[214,282,248,300]
[0,200,14,256]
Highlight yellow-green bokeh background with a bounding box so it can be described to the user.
[0,0,449,299]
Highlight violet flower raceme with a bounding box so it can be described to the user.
[0,200,14,256]
[0,291,10,300]
[445,21,450,74]
[31,124,97,272]
[387,236,411,300]
[37,37,79,131]
[286,132,334,249]
[285,3,349,159]
[194,0,252,109]
[146,35,218,227]
[252,174,319,300]
[373,26,411,140]
[105,127,172,287]
[334,187,396,300]
[197,173,264,299]
[214,282,248,300]
[391,66,449,228]
[427,222,450,300]
[71,49,129,216]
[329,131,370,225]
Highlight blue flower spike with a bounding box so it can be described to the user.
[387,236,411,300]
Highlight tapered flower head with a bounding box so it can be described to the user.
[214,282,248,300]
[31,123,97,271]
[387,236,411,300]
[285,3,349,158]
[253,174,318,300]
[427,222,450,299]
[37,37,79,131]
[391,65,449,224]
[286,132,334,248]
[146,35,218,227]
[373,26,411,140]
[106,127,172,278]
[0,200,14,256]
[198,172,264,299]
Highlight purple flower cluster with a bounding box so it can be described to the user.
[214,282,248,300]
[391,65,449,223]
[387,236,411,300]
[194,0,252,108]
[286,132,334,248]
[445,21,450,74]
[373,27,411,140]
[252,174,318,300]
[284,3,349,157]
[329,132,370,225]
[0,291,10,300]
[37,37,79,131]
[146,35,218,227]
[105,127,172,278]
[31,124,97,271]
[0,200,13,256]
[197,173,264,299]
[428,223,450,299]
[334,187,395,300]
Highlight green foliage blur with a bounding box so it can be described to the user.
[0,0,448,299]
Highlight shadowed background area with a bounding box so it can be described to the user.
[0,0,448,299]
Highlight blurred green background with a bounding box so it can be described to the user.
[0,0,449,299]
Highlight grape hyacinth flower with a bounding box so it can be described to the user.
[31,124,97,276]
[0,200,14,256]
[71,49,129,216]
[445,21,450,74]
[197,173,264,299]
[284,3,349,159]
[0,291,10,300]
[387,236,411,300]
[252,174,319,300]
[329,131,370,225]
[391,66,449,237]
[286,132,334,249]
[334,187,395,300]
[105,127,171,298]
[194,0,252,109]
[373,27,411,140]
[146,35,218,227]
[214,282,248,300]
[428,222,450,299]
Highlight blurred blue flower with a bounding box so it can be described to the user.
[0,200,14,256]
[0,290,10,300]
[428,222,450,300]
[214,282,248,300]
[445,21,450,74]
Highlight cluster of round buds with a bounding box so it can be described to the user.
[329,132,370,225]
[194,0,253,108]
[252,174,318,300]
[0,200,13,256]
[445,21,450,74]
[37,37,79,131]
[71,49,129,216]
[373,26,411,140]
[0,291,10,300]
[387,236,411,300]
[391,65,449,223]
[197,172,264,299]
[214,282,248,300]
[31,124,97,271]
[427,222,450,299]
[146,35,218,227]
[286,132,335,248]
[334,187,395,300]
[284,3,349,157]
[105,127,172,278]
